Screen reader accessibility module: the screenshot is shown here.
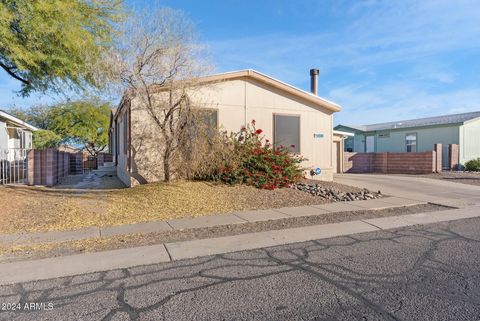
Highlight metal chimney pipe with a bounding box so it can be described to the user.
[310,68,319,95]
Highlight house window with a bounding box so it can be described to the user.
[273,114,300,153]
[199,109,218,128]
[188,109,218,141]
[406,133,417,152]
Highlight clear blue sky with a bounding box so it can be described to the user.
[1,0,479,126]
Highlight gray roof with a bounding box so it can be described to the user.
[338,111,480,132]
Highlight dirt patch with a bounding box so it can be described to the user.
[0,203,449,262]
[420,172,480,186]
[0,180,370,234]
[0,186,109,234]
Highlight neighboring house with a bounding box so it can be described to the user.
[0,109,37,157]
[109,69,342,187]
[57,144,82,153]
[1,109,38,184]
[335,111,480,169]
[332,129,355,174]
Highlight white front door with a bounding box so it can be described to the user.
[366,136,375,153]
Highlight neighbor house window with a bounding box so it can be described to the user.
[273,114,300,153]
[406,133,417,152]
[17,130,31,149]
[344,137,354,152]
[26,132,32,149]
[19,130,27,149]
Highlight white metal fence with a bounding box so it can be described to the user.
[0,148,29,185]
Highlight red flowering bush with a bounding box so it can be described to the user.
[197,120,306,189]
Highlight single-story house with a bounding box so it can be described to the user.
[335,111,480,169]
[109,69,343,187]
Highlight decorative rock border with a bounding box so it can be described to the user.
[290,183,382,202]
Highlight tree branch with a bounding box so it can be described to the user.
[0,61,31,85]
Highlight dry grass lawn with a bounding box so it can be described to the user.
[0,180,342,234]
[0,186,107,233]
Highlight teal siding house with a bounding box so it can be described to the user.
[335,111,480,168]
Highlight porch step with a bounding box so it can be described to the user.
[103,161,115,167]
[93,165,117,175]
[98,164,116,170]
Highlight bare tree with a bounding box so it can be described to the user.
[108,7,211,181]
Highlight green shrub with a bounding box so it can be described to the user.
[464,158,480,171]
[189,120,307,189]
[33,130,62,149]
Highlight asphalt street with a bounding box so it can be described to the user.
[1,217,480,321]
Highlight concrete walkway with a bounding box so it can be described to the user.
[54,171,126,190]
[0,196,424,246]
[0,204,479,285]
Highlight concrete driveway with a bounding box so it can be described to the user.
[335,174,480,207]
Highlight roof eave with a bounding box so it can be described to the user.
[463,116,480,125]
[0,110,38,131]
[365,122,466,132]
[333,130,355,137]
[334,125,365,133]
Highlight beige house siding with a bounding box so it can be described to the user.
[114,73,339,187]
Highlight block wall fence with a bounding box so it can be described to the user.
[27,149,83,186]
[449,144,459,170]
[343,144,459,174]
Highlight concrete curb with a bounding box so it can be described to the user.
[0,244,170,285]
[0,197,424,246]
[0,205,478,285]
[164,220,377,261]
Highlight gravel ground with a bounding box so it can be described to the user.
[0,203,448,262]
[419,171,480,186]
[292,182,382,201]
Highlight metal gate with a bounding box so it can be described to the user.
[0,148,29,185]
[83,154,98,172]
